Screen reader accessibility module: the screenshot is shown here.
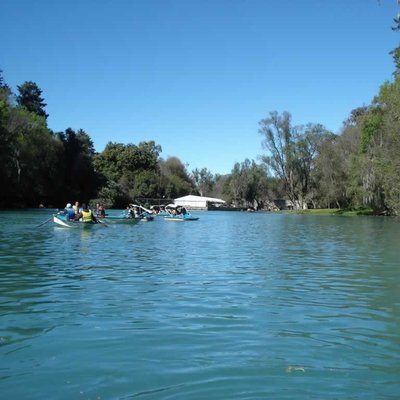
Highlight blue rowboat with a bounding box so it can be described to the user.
[102,215,141,225]
[164,214,199,221]
[53,214,102,228]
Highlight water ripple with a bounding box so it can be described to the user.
[0,211,400,398]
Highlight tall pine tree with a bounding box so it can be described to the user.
[16,81,48,118]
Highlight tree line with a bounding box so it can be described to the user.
[1,20,400,214]
[0,74,200,209]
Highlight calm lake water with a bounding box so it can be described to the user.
[0,210,399,399]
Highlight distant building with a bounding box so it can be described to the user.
[174,195,226,210]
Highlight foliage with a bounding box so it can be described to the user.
[96,181,131,209]
[312,125,363,210]
[124,170,160,200]
[0,100,64,207]
[259,111,331,209]
[360,108,384,153]
[372,74,400,215]
[309,67,400,215]
[0,69,12,98]
[159,157,196,199]
[0,69,5,88]
[211,174,229,200]
[192,168,214,196]
[3,27,400,217]
[221,159,272,209]
[93,140,163,206]
[16,81,48,119]
[57,128,99,202]
[94,141,160,182]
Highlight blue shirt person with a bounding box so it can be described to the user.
[65,203,76,221]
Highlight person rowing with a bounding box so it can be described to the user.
[96,203,106,218]
[75,203,99,224]
[64,203,76,221]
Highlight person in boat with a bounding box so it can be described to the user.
[65,203,76,221]
[73,201,79,215]
[133,206,141,218]
[75,203,98,223]
[125,205,134,218]
[96,203,106,218]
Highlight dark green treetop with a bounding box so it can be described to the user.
[16,81,48,119]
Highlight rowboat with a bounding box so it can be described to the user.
[163,204,199,221]
[128,204,154,222]
[102,215,141,224]
[150,205,171,216]
[164,214,199,221]
[53,214,103,228]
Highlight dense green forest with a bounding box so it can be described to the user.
[1,18,400,214]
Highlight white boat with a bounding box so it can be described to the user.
[150,205,170,216]
[163,204,199,221]
[53,214,103,228]
[128,204,154,222]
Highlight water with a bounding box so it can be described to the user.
[1,210,399,399]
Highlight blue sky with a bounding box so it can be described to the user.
[1,0,398,174]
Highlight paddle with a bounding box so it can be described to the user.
[35,215,53,228]
[96,218,108,228]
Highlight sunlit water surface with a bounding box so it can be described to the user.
[0,210,399,399]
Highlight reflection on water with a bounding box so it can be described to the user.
[0,210,399,399]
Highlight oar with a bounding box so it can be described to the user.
[35,215,53,228]
[96,218,108,228]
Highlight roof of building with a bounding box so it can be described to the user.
[174,195,226,204]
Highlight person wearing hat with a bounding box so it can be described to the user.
[65,202,76,221]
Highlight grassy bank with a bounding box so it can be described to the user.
[295,208,374,216]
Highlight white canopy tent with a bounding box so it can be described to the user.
[174,195,225,210]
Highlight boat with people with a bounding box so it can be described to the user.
[163,204,199,221]
[53,213,105,228]
[52,202,107,228]
[102,213,141,225]
[150,205,170,216]
[127,204,154,222]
